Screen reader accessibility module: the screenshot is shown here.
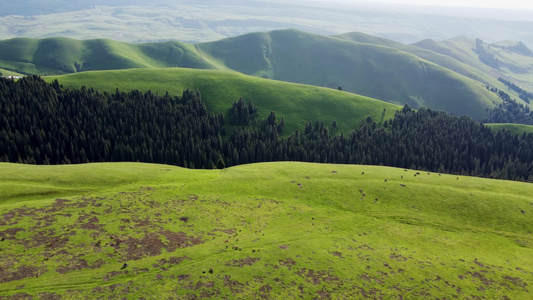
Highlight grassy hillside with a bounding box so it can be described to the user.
[47,68,401,134]
[487,123,533,135]
[1,162,532,299]
[1,30,500,119]
[197,29,500,119]
[335,32,505,90]
[0,37,216,75]
[413,36,533,101]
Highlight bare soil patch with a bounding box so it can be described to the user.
[0,265,44,283]
[225,257,261,267]
[223,275,244,293]
[297,268,340,285]
[279,258,297,270]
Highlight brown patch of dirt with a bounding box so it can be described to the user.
[177,274,191,281]
[225,257,261,267]
[103,270,129,281]
[56,256,90,274]
[502,276,528,289]
[297,268,340,285]
[80,216,103,230]
[0,265,44,283]
[121,231,202,260]
[358,273,384,284]
[36,292,61,300]
[390,252,408,261]
[195,281,215,289]
[279,258,297,270]
[10,294,33,300]
[315,289,331,299]
[223,275,244,293]
[331,251,344,258]
[278,244,289,249]
[122,233,165,260]
[211,228,236,235]
[0,227,25,239]
[358,244,374,251]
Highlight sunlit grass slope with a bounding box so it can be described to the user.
[0,37,217,75]
[335,32,504,90]
[198,29,500,119]
[413,36,533,99]
[0,162,532,299]
[487,123,533,135]
[47,68,400,133]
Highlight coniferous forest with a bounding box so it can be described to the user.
[1,76,533,182]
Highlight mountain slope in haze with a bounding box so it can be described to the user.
[413,36,533,97]
[0,30,500,119]
[0,37,216,75]
[1,162,532,299]
[334,32,505,90]
[197,29,499,120]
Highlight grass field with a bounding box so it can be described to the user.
[47,68,401,134]
[0,162,532,298]
[487,123,533,135]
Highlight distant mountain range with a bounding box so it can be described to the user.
[3,29,533,119]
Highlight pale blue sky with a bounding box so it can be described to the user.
[369,0,533,10]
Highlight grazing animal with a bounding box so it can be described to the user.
[400,184,406,187]
[121,262,128,269]
[362,172,365,175]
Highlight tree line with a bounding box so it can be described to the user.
[1,76,532,182]
[483,86,533,125]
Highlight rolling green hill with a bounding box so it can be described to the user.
[0,37,216,75]
[413,36,533,100]
[197,29,499,120]
[334,32,505,90]
[47,68,401,134]
[1,162,532,299]
[1,30,500,119]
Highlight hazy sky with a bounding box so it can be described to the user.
[374,0,533,10]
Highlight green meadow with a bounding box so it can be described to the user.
[487,123,533,136]
[0,162,532,298]
[47,68,401,134]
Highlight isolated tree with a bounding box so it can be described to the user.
[216,156,226,169]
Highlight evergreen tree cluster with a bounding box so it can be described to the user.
[1,76,533,182]
[498,77,532,104]
[228,98,258,125]
[484,87,533,125]
[0,76,225,168]
[226,106,533,182]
